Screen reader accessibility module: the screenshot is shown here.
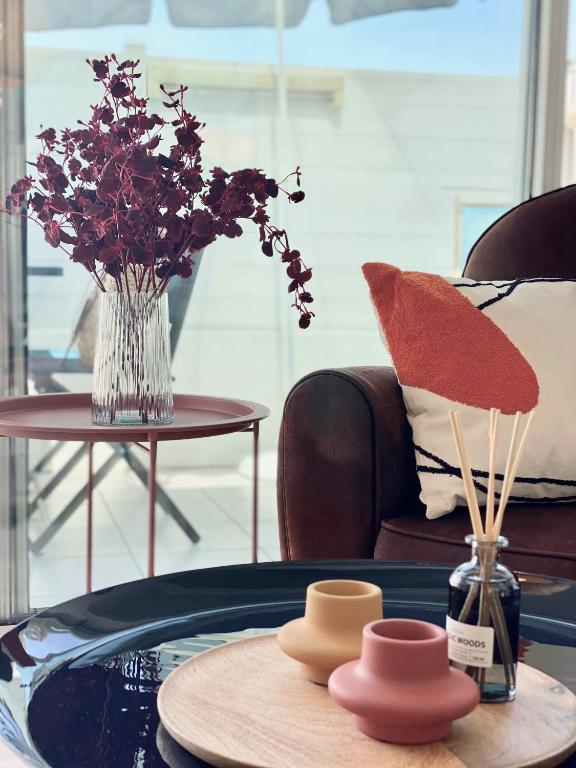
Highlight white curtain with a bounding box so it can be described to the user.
[167,0,310,28]
[24,0,458,31]
[326,0,457,24]
[25,0,151,31]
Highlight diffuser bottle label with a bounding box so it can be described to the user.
[446,616,494,668]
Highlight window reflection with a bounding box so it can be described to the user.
[19,0,525,607]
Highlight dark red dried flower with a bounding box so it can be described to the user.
[4,54,314,326]
[289,190,305,203]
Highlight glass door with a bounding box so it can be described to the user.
[0,0,562,621]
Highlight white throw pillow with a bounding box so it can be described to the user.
[362,262,576,519]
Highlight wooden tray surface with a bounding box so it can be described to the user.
[157,634,576,768]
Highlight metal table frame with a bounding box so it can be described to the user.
[0,393,268,593]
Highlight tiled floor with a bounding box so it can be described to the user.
[28,444,280,609]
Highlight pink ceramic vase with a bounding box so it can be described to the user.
[277,580,383,685]
[328,619,480,743]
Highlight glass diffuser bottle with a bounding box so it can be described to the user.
[447,534,521,703]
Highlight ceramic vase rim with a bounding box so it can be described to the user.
[308,579,382,600]
[364,618,445,647]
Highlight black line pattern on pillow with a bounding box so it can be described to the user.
[452,277,576,288]
[452,277,576,311]
[476,280,522,311]
[414,444,576,504]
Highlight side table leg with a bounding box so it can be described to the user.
[252,422,259,563]
[148,440,158,577]
[86,442,93,593]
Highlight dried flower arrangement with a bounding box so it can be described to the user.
[4,54,314,327]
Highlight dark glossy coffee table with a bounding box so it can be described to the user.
[0,561,574,768]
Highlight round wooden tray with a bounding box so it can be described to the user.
[157,634,576,768]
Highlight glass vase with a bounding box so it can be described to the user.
[446,535,520,703]
[91,292,173,426]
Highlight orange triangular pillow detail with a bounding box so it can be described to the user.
[362,263,538,414]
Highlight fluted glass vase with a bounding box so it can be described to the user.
[92,292,173,425]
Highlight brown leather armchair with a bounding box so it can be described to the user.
[278,186,576,579]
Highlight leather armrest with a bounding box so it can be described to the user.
[277,366,421,560]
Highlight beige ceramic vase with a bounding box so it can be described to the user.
[277,580,383,685]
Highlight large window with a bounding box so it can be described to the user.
[0,0,560,617]
[25,0,526,433]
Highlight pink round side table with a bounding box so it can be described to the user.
[0,393,269,592]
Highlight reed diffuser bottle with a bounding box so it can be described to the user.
[446,407,533,704]
[447,535,520,702]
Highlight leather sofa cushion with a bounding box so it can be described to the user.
[375,503,576,579]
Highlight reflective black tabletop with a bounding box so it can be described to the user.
[0,561,575,768]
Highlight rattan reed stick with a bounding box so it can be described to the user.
[485,408,499,537]
[449,410,484,539]
[490,411,520,539]
[493,411,534,540]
